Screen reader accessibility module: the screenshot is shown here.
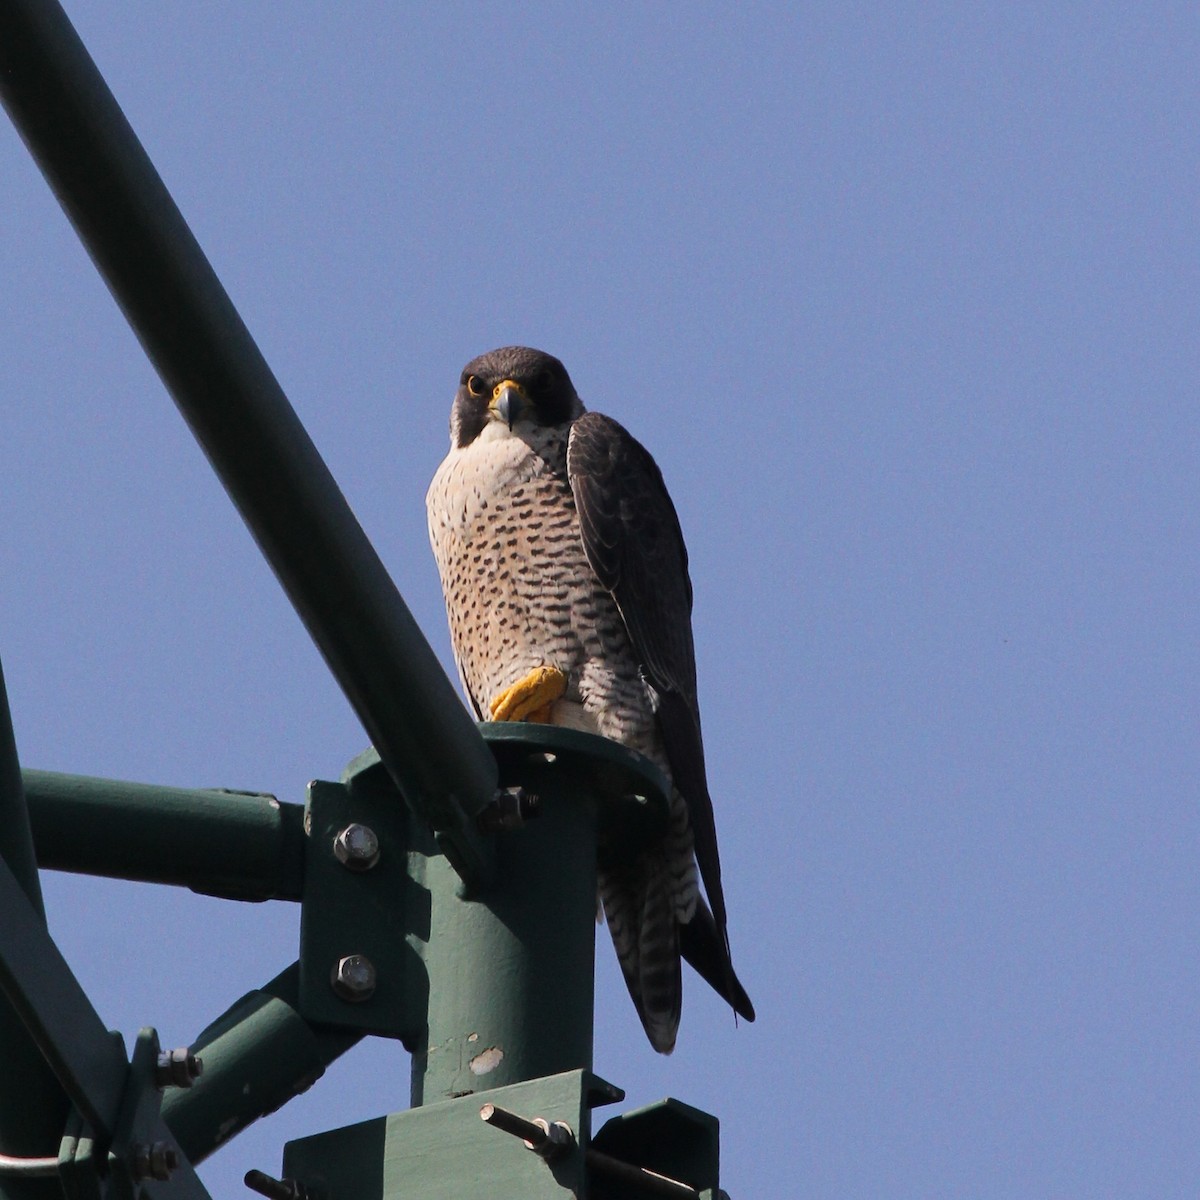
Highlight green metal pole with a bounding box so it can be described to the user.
[161,965,361,1165]
[0,661,66,1200]
[408,775,598,1106]
[23,771,305,902]
[0,0,495,884]
[382,725,670,1106]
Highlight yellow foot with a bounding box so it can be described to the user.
[489,666,567,724]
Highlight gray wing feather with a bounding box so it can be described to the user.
[567,412,728,933]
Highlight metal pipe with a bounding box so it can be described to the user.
[0,0,495,885]
[584,1149,701,1200]
[160,964,361,1165]
[407,756,598,1106]
[24,771,305,901]
[0,1157,57,1180]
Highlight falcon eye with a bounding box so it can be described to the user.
[466,375,486,397]
[532,368,554,392]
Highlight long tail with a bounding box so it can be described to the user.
[599,850,682,1054]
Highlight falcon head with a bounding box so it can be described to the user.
[450,346,584,447]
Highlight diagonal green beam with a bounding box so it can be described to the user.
[0,661,68,1197]
[161,965,362,1165]
[0,0,495,884]
[0,852,213,1200]
[0,851,128,1141]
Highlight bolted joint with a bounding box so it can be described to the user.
[332,823,380,871]
[477,787,542,833]
[156,1046,204,1088]
[330,954,376,1002]
[245,1169,320,1200]
[479,1103,575,1162]
[129,1142,179,1182]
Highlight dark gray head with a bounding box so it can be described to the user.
[449,346,584,447]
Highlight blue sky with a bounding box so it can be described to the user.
[2,3,1197,1196]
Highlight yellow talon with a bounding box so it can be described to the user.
[489,666,567,724]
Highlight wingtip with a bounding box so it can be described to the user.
[679,900,755,1023]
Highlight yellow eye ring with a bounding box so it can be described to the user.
[466,374,485,397]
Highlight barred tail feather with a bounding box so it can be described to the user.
[599,852,682,1054]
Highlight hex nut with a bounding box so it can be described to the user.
[130,1141,179,1181]
[333,823,380,871]
[156,1047,204,1088]
[331,954,376,1002]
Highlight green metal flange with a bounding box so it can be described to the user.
[281,1069,621,1200]
[278,1070,730,1200]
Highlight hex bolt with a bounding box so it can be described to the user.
[156,1047,204,1089]
[332,823,380,871]
[130,1142,179,1182]
[477,788,542,832]
[245,1169,318,1200]
[331,954,376,1002]
[479,1103,575,1162]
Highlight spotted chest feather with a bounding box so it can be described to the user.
[427,425,651,753]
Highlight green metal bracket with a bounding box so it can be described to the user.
[590,1097,724,1199]
[282,1069,618,1200]
[297,781,425,1041]
[108,1030,176,1200]
[479,723,671,856]
[279,1070,729,1200]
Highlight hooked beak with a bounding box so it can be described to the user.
[489,379,526,429]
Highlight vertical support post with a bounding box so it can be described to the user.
[409,763,599,1106]
[0,660,67,1200]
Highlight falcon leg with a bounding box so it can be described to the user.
[489,666,567,724]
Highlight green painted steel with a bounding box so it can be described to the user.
[406,725,668,1107]
[283,1070,615,1200]
[408,772,598,1105]
[0,0,496,886]
[105,1029,211,1200]
[0,5,740,1192]
[282,1067,730,1199]
[590,1097,722,1198]
[0,857,211,1200]
[0,663,64,1200]
[298,779,425,1041]
[0,853,129,1142]
[24,771,305,902]
[161,965,361,1166]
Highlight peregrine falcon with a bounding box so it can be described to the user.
[427,345,753,1052]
